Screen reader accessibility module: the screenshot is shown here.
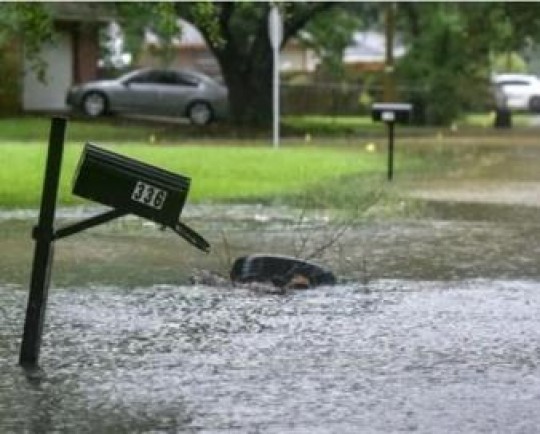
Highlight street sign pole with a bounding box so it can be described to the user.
[273,37,279,149]
[269,5,283,149]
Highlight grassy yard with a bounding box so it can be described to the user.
[0,118,377,207]
[0,140,391,207]
[1,115,519,210]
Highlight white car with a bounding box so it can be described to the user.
[492,73,540,112]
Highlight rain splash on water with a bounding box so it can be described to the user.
[1,204,540,432]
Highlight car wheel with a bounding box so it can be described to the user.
[82,91,108,117]
[529,96,540,113]
[187,101,213,125]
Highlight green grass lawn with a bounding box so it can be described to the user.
[0,115,505,210]
[0,141,391,207]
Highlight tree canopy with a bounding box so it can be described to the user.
[7,2,540,126]
[0,3,53,82]
[175,2,334,126]
[397,2,540,124]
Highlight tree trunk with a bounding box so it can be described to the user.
[216,46,273,127]
[177,2,334,128]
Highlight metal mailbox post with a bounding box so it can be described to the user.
[19,118,209,371]
[371,102,412,181]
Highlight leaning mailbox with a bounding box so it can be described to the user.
[72,143,209,252]
[371,102,412,181]
[74,144,190,228]
[20,119,210,371]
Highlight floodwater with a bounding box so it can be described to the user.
[1,202,540,432]
[2,280,540,433]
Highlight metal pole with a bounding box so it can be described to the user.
[387,121,395,181]
[19,117,66,368]
[384,2,396,102]
[273,41,280,149]
[269,5,282,149]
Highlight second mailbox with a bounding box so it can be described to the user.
[73,143,190,228]
[371,102,412,124]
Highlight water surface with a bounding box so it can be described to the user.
[2,280,539,433]
[2,202,540,432]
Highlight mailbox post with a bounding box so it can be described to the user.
[20,118,209,371]
[19,117,66,369]
[371,102,412,181]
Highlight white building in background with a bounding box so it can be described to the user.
[343,30,406,72]
[138,19,403,77]
[21,3,110,112]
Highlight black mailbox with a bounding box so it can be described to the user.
[371,102,412,124]
[73,143,190,227]
[20,118,210,371]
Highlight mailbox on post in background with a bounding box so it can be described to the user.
[73,143,190,228]
[371,102,412,181]
[371,103,412,124]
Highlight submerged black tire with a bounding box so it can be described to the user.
[230,254,336,288]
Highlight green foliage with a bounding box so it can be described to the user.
[498,3,540,52]
[397,3,540,126]
[188,2,223,48]
[398,4,492,125]
[176,2,335,126]
[491,52,528,74]
[114,3,182,67]
[0,3,53,82]
[301,6,363,79]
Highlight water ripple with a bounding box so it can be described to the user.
[2,280,540,432]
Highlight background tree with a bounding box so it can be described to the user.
[0,3,54,81]
[176,2,334,127]
[0,3,53,113]
[299,4,364,80]
[397,2,540,125]
[112,2,181,68]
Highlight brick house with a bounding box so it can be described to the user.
[2,3,110,114]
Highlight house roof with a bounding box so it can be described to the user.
[176,19,206,47]
[159,20,407,68]
[145,18,206,48]
[343,30,405,64]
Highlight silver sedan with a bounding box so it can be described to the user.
[66,68,229,125]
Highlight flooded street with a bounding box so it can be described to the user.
[1,197,540,432]
[1,279,540,432]
[3,132,540,433]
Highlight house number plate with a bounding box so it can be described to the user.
[131,181,168,210]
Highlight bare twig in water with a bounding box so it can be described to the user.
[360,258,370,286]
[219,229,233,270]
[303,222,350,261]
[292,207,310,258]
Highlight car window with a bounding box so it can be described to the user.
[150,71,177,85]
[498,80,531,87]
[126,71,155,84]
[124,70,201,87]
[174,72,200,87]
